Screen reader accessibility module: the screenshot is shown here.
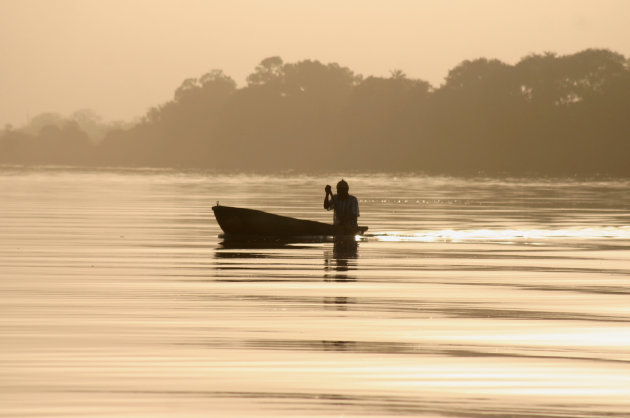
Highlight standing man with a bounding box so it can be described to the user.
[324,179,360,228]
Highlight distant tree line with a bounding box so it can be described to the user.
[2,49,630,176]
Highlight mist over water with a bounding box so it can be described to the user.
[2,167,630,417]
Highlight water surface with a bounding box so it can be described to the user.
[2,167,630,417]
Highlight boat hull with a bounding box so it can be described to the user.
[212,205,367,237]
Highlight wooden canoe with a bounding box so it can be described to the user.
[212,205,368,237]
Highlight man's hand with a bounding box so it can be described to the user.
[325,185,332,194]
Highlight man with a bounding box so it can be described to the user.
[324,179,360,228]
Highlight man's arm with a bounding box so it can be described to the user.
[341,196,359,226]
[324,185,333,209]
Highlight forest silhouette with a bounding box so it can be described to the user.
[2,49,629,176]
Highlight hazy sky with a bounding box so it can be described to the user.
[1,0,629,127]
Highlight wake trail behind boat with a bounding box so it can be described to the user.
[369,226,630,243]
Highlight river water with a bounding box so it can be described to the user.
[2,166,630,417]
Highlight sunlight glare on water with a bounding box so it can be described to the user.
[2,167,630,417]
[374,226,630,242]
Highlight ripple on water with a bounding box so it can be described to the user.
[2,168,630,416]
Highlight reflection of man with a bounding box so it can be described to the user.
[324,179,359,228]
[324,237,358,283]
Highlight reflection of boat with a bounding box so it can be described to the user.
[212,205,368,237]
[218,234,361,250]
